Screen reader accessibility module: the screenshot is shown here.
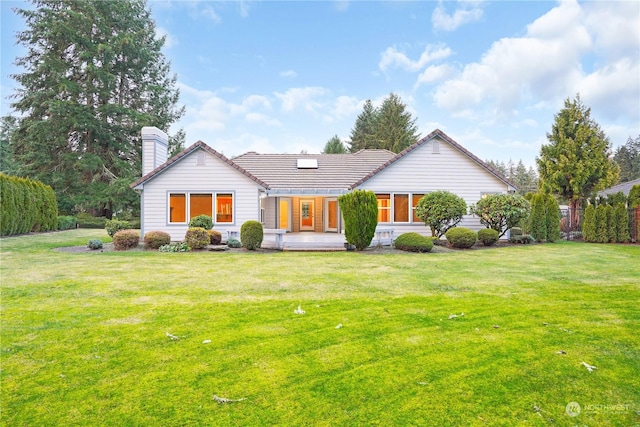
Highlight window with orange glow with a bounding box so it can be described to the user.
[376,194,391,223]
[216,193,233,223]
[412,194,425,222]
[169,194,186,223]
[394,194,409,222]
[190,194,213,219]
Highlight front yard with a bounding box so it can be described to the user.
[1,230,638,426]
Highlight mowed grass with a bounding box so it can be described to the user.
[1,230,639,426]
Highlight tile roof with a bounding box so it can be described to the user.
[232,149,395,191]
[130,129,515,192]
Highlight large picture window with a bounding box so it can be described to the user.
[168,192,234,224]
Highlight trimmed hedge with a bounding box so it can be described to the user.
[113,230,140,251]
[241,220,264,250]
[394,232,434,253]
[208,229,222,245]
[478,228,499,246]
[189,214,213,230]
[105,219,133,237]
[338,190,378,250]
[185,227,210,249]
[57,215,77,230]
[0,173,58,236]
[76,213,107,229]
[144,231,171,250]
[445,227,477,248]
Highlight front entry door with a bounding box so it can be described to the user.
[300,199,314,231]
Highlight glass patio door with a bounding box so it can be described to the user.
[325,198,338,232]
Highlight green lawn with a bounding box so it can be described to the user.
[1,230,639,426]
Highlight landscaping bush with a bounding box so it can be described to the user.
[394,232,434,253]
[76,213,107,229]
[158,242,190,252]
[615,203,630,243]
[338,190,378,250]
[184,227,210,249]
[105,219,133,237]
[469,194,530,237]
[208,229,222,245]
[144,231,171,250]
[189,214,213,230]
[629,184,640,208]
[86,239,103,250]
[605,204,616,243]
[595,204,608,243]
[445,227,477,248]
[582,205,596,242]
[529,193,547,242]
[415,191,467,238]
[57,215,77,230]
[113,230,140,251]
[545,195,562,242]
[0,173,58,236]
[226,237,241,248]
[477,228,499,246]
[241,220,263,250]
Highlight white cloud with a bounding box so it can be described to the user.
[199,5,221,23]
[274,87,329,113]
[331,96,362,120]
[583,1,640,61]
[155,27,177,49]
[245,112,282,127]
[431,1,484,32]
[280,70,297,78]
[379,44,452,73]
[415,64,455,87]
[433,0,591,117]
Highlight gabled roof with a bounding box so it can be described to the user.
[597,178,640,197]
[130,129,515,192]
[350,129,516,190]
[232,149,395,192]
[130,141,269,189]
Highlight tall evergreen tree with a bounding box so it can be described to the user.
[10,0,184,216]
[544,194,561,242]
[537,94,619,227]
[373,93,420,153]
[349,99,378,152]
[0,116,21,176]
[322,135,347,154]
[613,135,640,183]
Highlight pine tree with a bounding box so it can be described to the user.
[11,0,184,215]
[537,94,619,228]
[0,116,21,176]
[373,93,420,153]
[349,100,378,152]
[613,135,640,183]
[322,135,347,154]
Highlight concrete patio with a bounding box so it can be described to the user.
[259,231,395,251]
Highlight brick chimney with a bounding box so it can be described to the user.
[141,127,168,176]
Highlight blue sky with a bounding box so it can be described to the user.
[2,1,639,167]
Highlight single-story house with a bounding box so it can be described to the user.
[597,178,640,198]
[131,127,516,241]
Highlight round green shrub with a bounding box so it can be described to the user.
[240,220,264,250]
[185,227,210,249]
[394,232,434,253]
[415,190,467,238]
[87,239,103,250]
[105,219,133,237]
[208,229,222,245]
[189,214,213,230]
[144,230,171,250]
[113,230,140,250]
[226,237,241,248]
[477,228,499,246]
[445,227,477,248]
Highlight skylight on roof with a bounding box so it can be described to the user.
[297,158,318,169]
